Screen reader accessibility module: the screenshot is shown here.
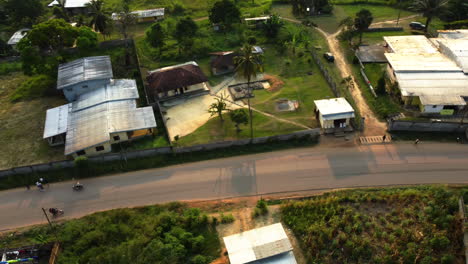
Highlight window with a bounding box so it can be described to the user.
[66,88,73,91]
[82,85,88,89]
[95,146,105,152]
[432,105,437,108]
[76,150,86,156]
[113,135,120,141]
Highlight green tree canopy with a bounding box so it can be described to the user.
[115,0,137,39]
[146,22,165,50]
[229,109,248,132]
[25,19,78,50]
[87,0,111,33]
[174,17,198,54]
[354,9,373,44]
[263,14,284,39]
[208,96,229,122]
[76,26,98,51]
[3,0,44,26]
[208,0,241,30]
[412,0,449,32]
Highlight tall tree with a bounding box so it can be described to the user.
[115,0,136,39]
[3,0,44,26]
[208,96,229,122]
[174,17,198,55]
[229,109,248,132]
[146,23,165,52]
[234,43,263,139]
[26,19,78,50]
[263,14,284,39]
[208,0,241,31]
[412,0,449,32]
[86,0,111,33]
[354,9,373,44]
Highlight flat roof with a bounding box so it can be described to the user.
[437,29,468,40]
[223,223,294,264]
[112,8,164,20]
[395,71,468,97]
[437,39,468,73]
[385,53,460,72]
[384,35,438,54]
[64,0,91,8]
[245,16,270,21]
[419,95,466,106]
[7,29,29,45]
[250,252,297,264]
[314,98,355,119]
[57,56,113,90]
[43,104,70,139]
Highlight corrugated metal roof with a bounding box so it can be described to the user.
[72,79,138,111]
[314,98,355,119]
[250,252,297,264]
[385,53,460,72]
[7,29,29,45]
[395,71,468,97]
[419,95,466,105]
[437,29,468,40]
[437,39,468,73]
[384,36,438,54]
[57,56,113,90]
[64,0,91,8]
[43,104,70,139]
[223,223,294,264]
[112,8,164,20]
[245,16,270,21]
[48,0,59,7]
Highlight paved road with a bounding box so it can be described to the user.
[1,143,467,231]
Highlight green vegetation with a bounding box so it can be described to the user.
[220,213,235,224]
[281,186,466,263]
[10,74,55,102]
[0,62,22,75]
[252,199,269,218]
[1,203,221,264]
[0,72,66,169]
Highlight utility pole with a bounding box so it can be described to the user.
[396,0,402,26]
[42,208,59,240]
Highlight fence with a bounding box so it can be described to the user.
[388,119,468,132]
[0,129,321,178]
[310,49,340,97]
[458,196,468,264]
[365,27,403,32]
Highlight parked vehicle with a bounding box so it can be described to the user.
[409,22,425,30]
[324,52,335,62]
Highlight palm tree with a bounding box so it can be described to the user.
[116,0,136,39]
[354,9,373,44]
[412,0,449,32]
[86,0,110,34]
[234,43,263,139]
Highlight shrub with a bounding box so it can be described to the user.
[10,75,55,102]
[220,213,235,224]
[76,27,98,51]
[375,75,386,95]
[252,199,268,218]
[440,254,455,264]
[0,62,22,75]
[191,255,208,264]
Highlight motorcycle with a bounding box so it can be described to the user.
[72,182,84,191]
[49,208,64,218]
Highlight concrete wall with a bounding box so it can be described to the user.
[388,119,468,132]
[71,142,112,158]
[158,83,208,98]
[63,79,110,102]
[422,104,444,114]
[0,129,321,178]
[110,132,129,144]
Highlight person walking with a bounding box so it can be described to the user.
[414,139,419,145]
[382,134,387,142]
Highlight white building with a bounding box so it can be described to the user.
[384,31,468,115]
[223,223,297,264]
[112,8,164,23]
[314,98,355,129]
[7,28,30,49]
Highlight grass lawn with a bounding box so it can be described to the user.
[0,72,67,169]
[0,203,221,264]
[177,111,305,146]
[281,186,467,263]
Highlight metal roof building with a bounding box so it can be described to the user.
[7,29,30,46]
[384,36,439,54]
[385,53,461,72]
[223,223,297,264]
[57,56,113,90]
[44,79,157,156]
[112,8,164,20]
[48,0,91,8]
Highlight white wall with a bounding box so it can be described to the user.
[71,142,112,158]
[422,104,444,113]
